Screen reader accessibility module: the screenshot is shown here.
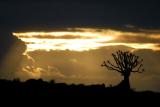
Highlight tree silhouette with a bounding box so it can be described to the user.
[101,50,144,89]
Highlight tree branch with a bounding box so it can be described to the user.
[101,50,144,75]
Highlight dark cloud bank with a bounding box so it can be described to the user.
[0,32,24,79]
[0,0,160,31]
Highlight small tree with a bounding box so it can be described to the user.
[101,50,144,89]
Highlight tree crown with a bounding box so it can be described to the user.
[101,50,144,75]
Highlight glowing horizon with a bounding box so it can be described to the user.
[13,28,160,52]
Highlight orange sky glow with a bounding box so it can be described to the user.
[13,28,160,53]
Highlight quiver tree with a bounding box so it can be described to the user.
[101,50,144,89]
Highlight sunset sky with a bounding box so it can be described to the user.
[0,0,160,92]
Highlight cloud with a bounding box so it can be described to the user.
[14,34,93,39]
[24,45,160,92]
[13,29,115,52]
[13,28,160,52]
[110,33,160,43]
[16,65,65,81]
[0,0,160,31]
[26,46,132,84]
[127,49,160,92]
[1,28,160,92]
[1,32,160,92]
[0,32,27,79]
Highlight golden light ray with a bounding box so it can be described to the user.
[13,28,160,53]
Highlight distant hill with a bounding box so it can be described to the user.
[0,79,159,105]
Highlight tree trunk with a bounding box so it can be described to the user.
[116,74,130,91]
[123,74,130,90]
